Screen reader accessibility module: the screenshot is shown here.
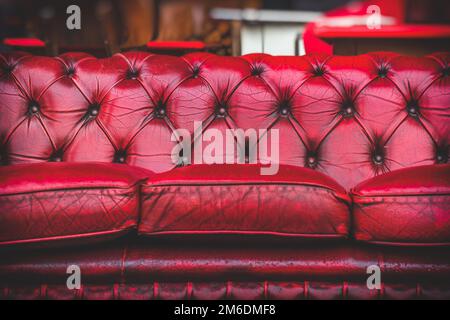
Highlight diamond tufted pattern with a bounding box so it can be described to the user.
[1,52,449,189]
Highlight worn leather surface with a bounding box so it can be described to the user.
[140,164,351,238]
[0,51,449,298]
[352,164,450,245]
[3,282,450,300]
[1,240,450,282]
[1,52,448,190]
[0,162,150,246]
[1,240,450,299]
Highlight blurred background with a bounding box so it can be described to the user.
[0,0,449,56]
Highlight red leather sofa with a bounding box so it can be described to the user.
[0,51,449,299]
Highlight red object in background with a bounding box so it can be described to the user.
[3,38,45,47]
[146,41,206,50]
[315,24,450,39]
[0,51,449,299]
[304,0,450,54]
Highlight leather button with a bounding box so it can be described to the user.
[278,100,291,116]
[192,66,200,78]
[251,65,264,76]
[436,151,448,164]
[307,156,317,168]
[407,100,419,117]
[372,154,384,165]
[215,103,228,117]
[313,66,324,76]
[50,149,63,162]
[343,106,353,117]
[65,66,75,77]
[88,103,100,117]
[341,99,354,118]
[114,150,127,163]
[155,107,166,118]
[305,151,318,168]
[280,107,289,116]
[378,66,388,78]
[408,106,418,116]
[155,100,166,118]
[127,68,139,79]
[28,101,40,114]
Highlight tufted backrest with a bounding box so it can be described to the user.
[0,51,449,189]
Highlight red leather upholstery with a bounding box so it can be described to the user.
[0,162,149,246]
[140,164,351,238]
[3,281,450,300]
[1,241,450,299]
[1,52,448,190]
[352,164,450,245]
[0,51,449,299]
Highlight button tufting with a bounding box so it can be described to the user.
[251,65,264,76]
[126,68,139,79]
[377,66,389,78]
[372,154,384,165]
[114,150,127,163]
[277,100,291,117]
[436,148,448,164]
[442,66,450,77]
[307,156,317,168]
[50,149,64,162]
[88,103,100,117]
[215,102,228,117]
[305,151,318,168]
[343,106,354,117]
[28,100,40,115]
[65,66,75,77]
[406,100,419,117]
[155,100,166,118]
[341,100,354,118]
[312,66,324,76]
[192,65,200,78]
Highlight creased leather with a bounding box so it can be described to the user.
[140,164,351,238]
[0,162,149,245]
[351,164,450,245]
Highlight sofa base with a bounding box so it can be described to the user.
[3,281,450,300]
[1,237,450,299]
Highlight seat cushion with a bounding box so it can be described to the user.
[351,164,450,245]
[139,164,351,239]
[0,162,150,246]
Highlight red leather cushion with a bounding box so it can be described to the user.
[0,162,150,246]
[139,164,351,238]
[351,164,450,245]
